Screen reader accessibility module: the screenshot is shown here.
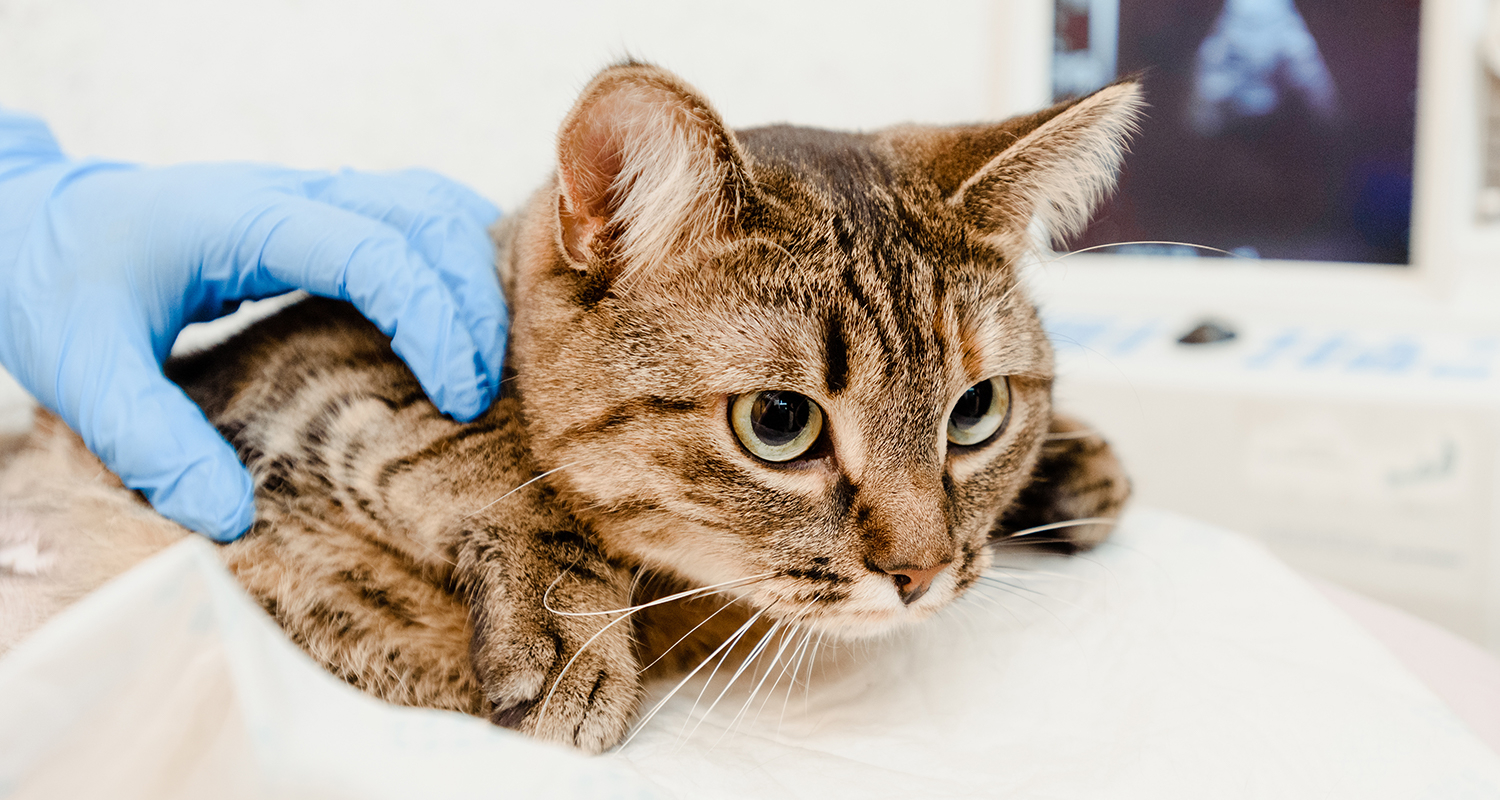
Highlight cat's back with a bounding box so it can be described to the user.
[167,298,411,421]
[167,297,508,714]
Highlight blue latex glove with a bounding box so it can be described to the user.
[0,108,506,542]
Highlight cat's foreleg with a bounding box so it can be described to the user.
[456,514,643,754]
[220,504,486,715]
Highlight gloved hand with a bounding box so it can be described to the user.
[0,108,506,542]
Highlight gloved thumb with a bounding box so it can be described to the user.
[58,334,256,541]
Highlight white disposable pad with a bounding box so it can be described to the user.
[1,508,1497,799]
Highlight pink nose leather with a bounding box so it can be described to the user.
[882,562,950,606]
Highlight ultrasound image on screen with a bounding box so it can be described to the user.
[1053,0,1420,265]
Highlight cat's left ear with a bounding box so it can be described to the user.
[915,82,1144,250]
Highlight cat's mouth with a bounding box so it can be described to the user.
[739,570,961,639]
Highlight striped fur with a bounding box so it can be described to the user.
[0,64,1137,752]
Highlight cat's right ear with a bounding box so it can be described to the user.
[554,62,751,282]
[897,81,1145,252]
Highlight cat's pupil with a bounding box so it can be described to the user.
[751,392,811,446]
[951,381,993,430]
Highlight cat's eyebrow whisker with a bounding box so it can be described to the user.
[626,568,649,607]
[543,571,776,617]
[992,517,1118,542]
[996,280,1023,310]
[460,462,577,519]
[740,236,809,276]
[620,607,768,750]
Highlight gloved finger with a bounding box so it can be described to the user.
[56,328,256,541]
[301,169,507,388]
[231,195,494,421]
[313,168,500,230]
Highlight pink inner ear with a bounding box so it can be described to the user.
[557,194,599,263]
[558,101,631,263]
[553,72,740,275]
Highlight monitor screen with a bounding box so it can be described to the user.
[1053,0,1421,265]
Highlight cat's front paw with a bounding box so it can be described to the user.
[472,608,643,753]
[997,412,1132,552]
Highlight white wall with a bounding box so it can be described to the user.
[0,0,1025,209]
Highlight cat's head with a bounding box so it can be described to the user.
[499,62,1140,637]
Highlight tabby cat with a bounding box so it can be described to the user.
[0,63,1136,753]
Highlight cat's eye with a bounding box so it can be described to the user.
[730,391,825,463]
[947,376,1011,447]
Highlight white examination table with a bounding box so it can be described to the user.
[2,504,1498,799]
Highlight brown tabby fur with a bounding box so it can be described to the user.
[0,63,1137,752]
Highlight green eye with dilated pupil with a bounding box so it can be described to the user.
[947,376,1010,446]
[731,391,824,462]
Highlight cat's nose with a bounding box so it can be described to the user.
[877,561,951,606]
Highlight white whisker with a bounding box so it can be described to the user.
[1045,428,1101,441]
[679,616,759,742]
[534,600,638,725]
[687,618,783,745]
[996,516,1117,541]
[750,633,800,729]
[764,626,814,729]
[980,575,1094,615]
[620,608,767,749]
[636,594,743,676]
[968,585,1025,627]
[986,563,1095,583]
[974,577,1076,631]
[801,630,827,717]
[986,536,1080,549]
[723,622,805,741]
[543,571,775,617]
[461,462,576,519]
[976,575,1047,599]
[1043,239,1238,264]
[535,572,773,739]
[626,568,650,606]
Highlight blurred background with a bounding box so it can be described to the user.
[2,0,1498,650]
